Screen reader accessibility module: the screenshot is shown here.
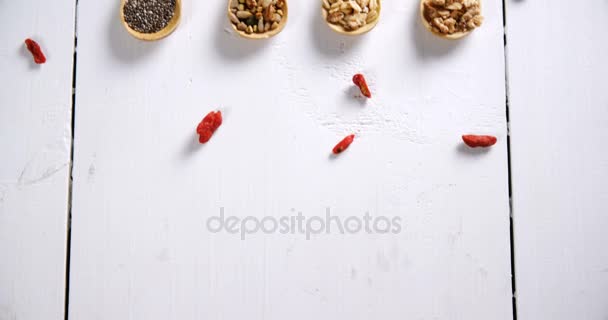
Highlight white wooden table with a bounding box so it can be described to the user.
[1,0,607,319]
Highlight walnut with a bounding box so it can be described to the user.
[463,0,478,8]
[446,2,462,10]
[423,3,437,20]
[472,15,483,27]
[327,11,345,23]
[450,10,462,20]
[438,10,451,18]
[444,17,457,33]
[357,0,370,8]
[432,17,449,33]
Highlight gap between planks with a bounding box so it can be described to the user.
[64,0,79,319]
[501,0,518,319]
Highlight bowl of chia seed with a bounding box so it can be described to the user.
[121,0,181,41]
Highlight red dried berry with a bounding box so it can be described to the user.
[197,111,222,144]
[352,74,371,98]
[462,135,497,148]
[332,134,355,154]
[198,130,214,144]
[24,38,46,64]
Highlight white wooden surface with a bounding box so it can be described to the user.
[5,0,608,318]
[68,0,512,319]
[507,0,608,319]
[0,0,75,319]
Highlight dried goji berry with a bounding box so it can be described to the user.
[352,74,371,98]
[197,111,222,144]
[332,134,355,154]
[24,38,46,64]
[462,135,497,148]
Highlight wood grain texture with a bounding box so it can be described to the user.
[507,0,608,319]
[69,0,511,319]
[0,0,75,319]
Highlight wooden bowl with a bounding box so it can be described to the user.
[419,0,479,40]
[120,0,182,41]
[228,1,288,40]
[322,0,381,36]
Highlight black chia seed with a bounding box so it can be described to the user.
[123,0,176,34]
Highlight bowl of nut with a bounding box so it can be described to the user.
[420,0,483,40]
[322,0,381,36]
[228,0,288,39]
[120,0,182,41]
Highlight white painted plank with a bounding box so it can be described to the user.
[70,0,512,319]
[0,0,75,319]
[507,0,608,318]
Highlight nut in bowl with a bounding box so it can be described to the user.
[322,0,381,36]
[120,0,182,41]
[420,0,483,40]
[228,0,288,39]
